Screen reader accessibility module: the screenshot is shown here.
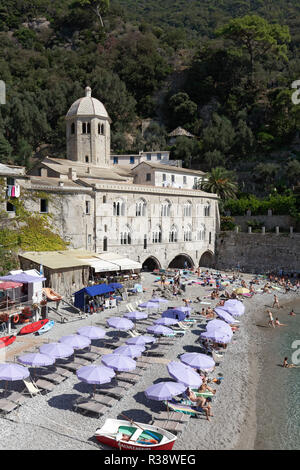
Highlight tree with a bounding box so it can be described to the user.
[75,0,110,28]
[254,162,280,189]
[202,113,235,156]
[0,134,12,162]
[216,15,291,81]
[168,92,197,129]
[285,159,300,187]
[198,166,239,200]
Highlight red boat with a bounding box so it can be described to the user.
[94,418,177,450]
[0,335,16,349]
[18,319,49,335]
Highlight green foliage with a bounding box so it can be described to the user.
[199,166,238,200]
[224,192,298,216]
[220,216,236,231]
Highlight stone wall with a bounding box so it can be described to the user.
[232,214,295,231]
[215,231,300,274]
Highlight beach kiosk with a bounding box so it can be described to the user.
[74,284,115,313]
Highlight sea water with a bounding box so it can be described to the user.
[254,298,300,450]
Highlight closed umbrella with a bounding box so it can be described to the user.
[40,342,74,358]
[102,354,136,372]
[59,334,91,350]
[154,317,179,326]
[77,326,106,340]
[214,308,236,324]
[180,353,215,372]
[146,325,174,336]
[123,311,148,321]
[126,335,156,346]
[167,361,202,388]
[113,345,145,358]
[107,317,134,331]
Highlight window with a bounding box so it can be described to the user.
[113,157,119,164]
[71,122,75,134]
[171,175,175,183]
[136,199,146,217]
[85,156,89,163]
[104,224,107,232]
[120,226,131,245]
[162,173,166,182]
[161,200,171,217]
[144,234,147,250]
[103,237,108,251]
[82,123,87,134]
[183,175,187,185]
[130,156,135,164]
[103,196,106,203]
[98,123,101,134]
[183,201,192,217]
[209,232,212,244]
[197,224,206,241]
[85,200,90,214]
[194,177,198,189]
[169,225,178,243]
[40,199,48,213]
[113,200,125,216]
[184,225,192,242]
[88,234,92,245]
[87,122,91,134]
[157,153,161,160]
[146,173,151,181]
[7,177,15,186]
[152,225,162,244]
[6,201,15,212]
[101,124,104,135]
[147,154,151,161]
[204,202,211,217]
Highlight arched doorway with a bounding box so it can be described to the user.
[199,251,214,268]
[168,254,194,269]
[142,256,161,272]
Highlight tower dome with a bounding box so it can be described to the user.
[66,86,110,120]
[66,87,111,166]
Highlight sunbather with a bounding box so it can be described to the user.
[186,388,213,421]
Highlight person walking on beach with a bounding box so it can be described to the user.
[272,294,280,309]
[160,274,166,289]
[267,310,275,328]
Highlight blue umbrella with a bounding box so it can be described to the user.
[59,334,91,350]
[107,317,134,331]
[102,354,136,372]
[123,311,148,321]
[77,326,106,340]
[145,381,186,401]
[40,342,74,358]
[167,361,202,388]
[180,353,215,372]
[146,325,174,336]
[126,335,156,346]
[113,345,145,358]
[154,317,179,326]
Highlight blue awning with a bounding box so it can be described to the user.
[73,284,115,310]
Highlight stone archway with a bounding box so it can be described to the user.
[199,251,214,268]
[168,253,194,269]
[142,256,161,271]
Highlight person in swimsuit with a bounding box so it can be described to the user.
[186,388,213,421]
[275,317,286,327]
[267,310,275,328]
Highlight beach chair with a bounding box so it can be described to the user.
[34,378,56,393]
[163,400,206,418]
[93,394,117,407]
[151,420,185,435]
[110,299,117,309]
[52,366,73,378]
[4,391,27,406]
[75,351,99,361]
[116,373,140,383]
[0,398,19,415]
[154,411,190,423]
[73,398,109,418]
[34,370,66,384]
[94,386,126,399]
[22,378,43,397]
[104,300,110,309]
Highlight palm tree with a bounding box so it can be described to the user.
[197,166,238,200]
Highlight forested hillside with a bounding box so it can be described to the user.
[0,0,299,196]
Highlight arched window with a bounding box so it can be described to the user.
[136,199,146,217]
[161,200,171,217]
[197,224,206,241]
[113,200,125,216]
[71,122,75,135]
[82,123,87,134]
[85,156,89,163]
[183,201,192,217]
[120,225,132,245]
[152,225,162,244]
[184,224,192,242]
[204,202,211,217]
[169,225,178,243]
[87,122,91,134]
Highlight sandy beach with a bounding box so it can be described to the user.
[0,270,298,450]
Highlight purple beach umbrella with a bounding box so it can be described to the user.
[59,334,91,350]
[201,330,232,345]
[102,354,136,372]
[18,353,55,367]
[126,335,156,346]
[149,298,168,304]
[206,319,232,335]
[123,311,148,321]
[40,342,74,358]
[214,307,237,324]
[180,353,215,372]
[107,317,134,331]
[77,326,106,340]
[223,299,245,317]
[144,381,187,401]
[146,325,174,336]
[138,301,158,309]
[113,345,145,357]
[167,361,202,388]
[0,363,30,382]
[76,365,115,384]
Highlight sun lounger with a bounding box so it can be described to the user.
[0,398,19,415]
[56,362,83,372]
[93,394,117,407]
[73,398,109,418]
[34,371,66,384]
[154,411,190,423]
[34,378,56,392]
[164,400,205,417]
[151,420,185,434]
[4,391,27,406]
[116,373,140,383]
[94,386,126,399]
[75,351,99,361]
[52,367,73,378]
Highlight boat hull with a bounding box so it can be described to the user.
[19,319,49,335]
[95,434,176,450]
[36,320,55,335]
[0,335,16,348]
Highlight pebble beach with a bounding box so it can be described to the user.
[0,270,299,450]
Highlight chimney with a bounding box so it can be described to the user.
[68,168,77,180]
